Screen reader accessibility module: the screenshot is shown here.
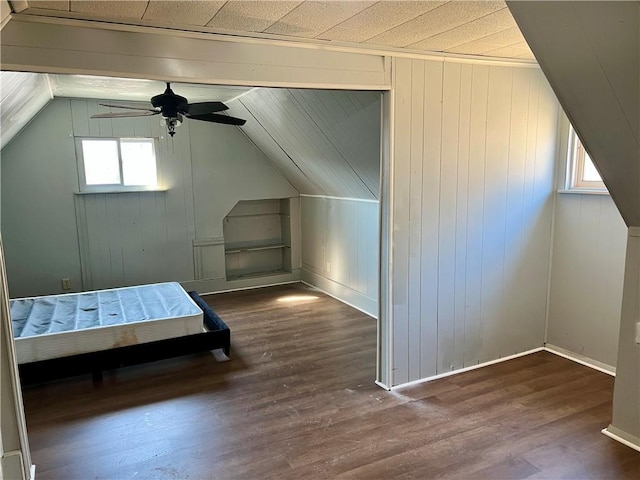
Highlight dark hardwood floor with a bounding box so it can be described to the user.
[21,284,639,479]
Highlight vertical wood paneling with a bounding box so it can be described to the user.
[419,60,444,378]
[70,99,197,290]
[391,61,558,386]
[300,196,379,317]
[464,64,489,367]
[479,66,512,362]
[392,57,413,384]
[453,64,472,370]
[548,194,626,368]
[407,59,425,381]
[437,62,461,373]
[502,68,529,356]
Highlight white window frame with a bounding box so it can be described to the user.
[76,137,162,193]
[565,126,607,193]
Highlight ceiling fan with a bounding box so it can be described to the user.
[90,82,246,136]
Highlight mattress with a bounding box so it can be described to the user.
[10,282,203,364]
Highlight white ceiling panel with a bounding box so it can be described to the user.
[365,1,505,48]
[7,1,535,60]
[318,1,445,43]
[265,1,375,38]
[208,1,301,32]
[483,43,533,60]
[49,74,254,103]
[0,71,52,149]
[451,26,526,55]
[69,0,147,18]
[143,0,225,26]
[26,0,69,10]
[409,7,515,51]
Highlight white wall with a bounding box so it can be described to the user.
[547,194,627,369]
[387,58,559,386]
[1,99,82,297]
[301,196,378,317]
[1,98,299,297]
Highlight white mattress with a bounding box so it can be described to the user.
[10,282,203,364]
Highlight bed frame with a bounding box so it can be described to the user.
[17,291,230,385]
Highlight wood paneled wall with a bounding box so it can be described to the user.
[387,58,559,386]
[300,195,379,316]
[72,100,196,290]
[547,194,627,369]
[1,98,299,296]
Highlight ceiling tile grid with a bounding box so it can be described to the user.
[143,1,226,26]
[207,1,301,32]
[69,0,147,18]
[317,1,446,43]
[265,1,375,38]
[363,1,505,48]
[14,0,534,61]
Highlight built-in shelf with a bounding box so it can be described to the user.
[225,244,287,254]
[223,199,292,281]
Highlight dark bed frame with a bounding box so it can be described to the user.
[18,291,230,385]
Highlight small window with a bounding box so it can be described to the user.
[77,138,159,192]
[566,126,607,192]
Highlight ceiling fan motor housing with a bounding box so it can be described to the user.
[151,83,189,118]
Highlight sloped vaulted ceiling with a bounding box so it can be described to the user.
[0,72,381,199]
[228,88,381,199]
[508,0,640,226]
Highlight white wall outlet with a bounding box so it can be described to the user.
[61,278,71,290]
[326,262,331,273]
[636,322,640,345]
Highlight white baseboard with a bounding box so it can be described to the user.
[602,425,640,452]
[544,344,616,376]
[375,380,391,391]
[390,347,545,390]
[300,271,377,318]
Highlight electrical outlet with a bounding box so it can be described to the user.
[326,262,331,273]
[61,278,71,290]
[636,322,640,345]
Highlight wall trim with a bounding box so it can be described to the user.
[544,344,616,376]
[374,380,391,391]
[300,194,379,204]
[628,226,640,237]
[7,13,539,69]
[300,277,377,319]
[389,348,545,390]
[601,426,640,452]
[181,271,301,295]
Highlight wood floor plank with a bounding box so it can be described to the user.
[21,284,639,479]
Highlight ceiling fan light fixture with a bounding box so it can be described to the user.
[90,82,246,137]
[161,114,182,137]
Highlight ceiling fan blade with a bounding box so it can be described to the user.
[186,101,229,115]
[91,111,161,119]
[188,113,246,126]
[98,103,157,112]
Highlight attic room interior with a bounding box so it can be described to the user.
[0,1,638,479]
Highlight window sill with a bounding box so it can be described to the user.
[74,188,168,195]
[557,188,609,196]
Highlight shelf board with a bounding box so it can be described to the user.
[226,269,290,281]
[226,213,289,218]
[225,244,288,254]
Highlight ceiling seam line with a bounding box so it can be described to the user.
[314,1,382,39]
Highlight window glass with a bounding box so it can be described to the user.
[81,139,120,185]
[78,137,159,192]
[567,126,607,192]
[121,139,157,186]
[581,153,601,182]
